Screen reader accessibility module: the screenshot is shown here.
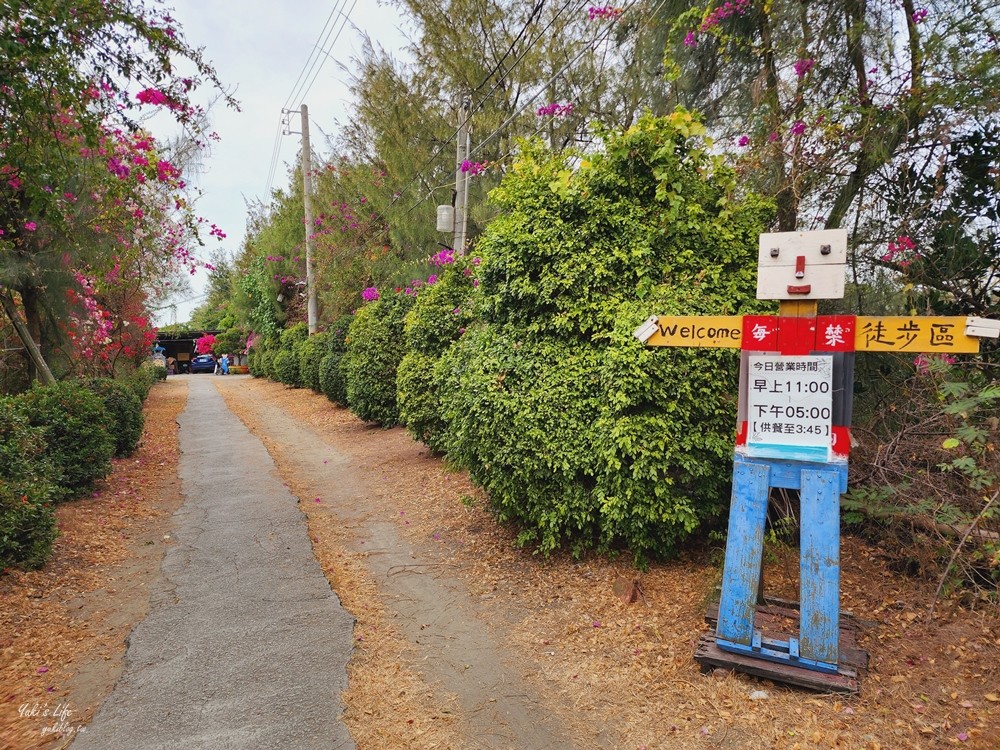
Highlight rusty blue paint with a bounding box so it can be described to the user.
[799,468,841,664]
[715,460,770,647]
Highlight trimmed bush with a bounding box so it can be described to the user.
[123,366,157,402]
[281,322,309,350]
[397,351,447,451]
[437,112,774,563]
[15,381,115,500]
[297,332,330,393]
[84,378,145,457]
[0,398,58,570]
[398,258,479,450]
[343,292,414,426]
[273,349,300,387]
[319,352,348,405]
[257,349,276,380]
[327,313,354,353]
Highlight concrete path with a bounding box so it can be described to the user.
[73,376,356,750]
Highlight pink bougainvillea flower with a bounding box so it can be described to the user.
[790,120,806,136]
[24,221,37,231]
[737,135,750,147]
[136,88,169,106]
[793,58,815,78]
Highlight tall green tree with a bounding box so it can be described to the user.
[645,0,1000,315]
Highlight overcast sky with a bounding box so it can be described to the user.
[152,1,413,326]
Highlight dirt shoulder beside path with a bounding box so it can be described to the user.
[218,377,999,750]
[1,377,188,749]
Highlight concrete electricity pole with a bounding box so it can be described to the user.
[300,104,318,334]
[453,95,471,255]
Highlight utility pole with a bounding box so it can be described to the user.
[300,104,318,334]
[453,95,471,255]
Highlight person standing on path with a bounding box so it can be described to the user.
[71,376,356,750]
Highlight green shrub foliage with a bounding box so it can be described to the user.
[0,398,58,569]
[437,112,774,562]
[273,349,300,387]
[319,352,348,405]
[317,313,354,405]
[327,313,354,353]
[343,292,414,426]
[15,381,115,499]
[297,332,330,393]
[256,349,276,380]
[281,322,309,350]
[84,378,145,457]
[398,259,479,450]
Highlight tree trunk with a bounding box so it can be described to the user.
[0,290,56,385]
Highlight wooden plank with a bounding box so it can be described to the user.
[855,316,980,353]
[800,468,841,664]
[695,635,860,694]
[757,230,847,301]
[704,603,869,670]
[716,461,771,646]
[645,316,743,348]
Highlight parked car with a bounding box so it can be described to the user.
[189,354,216,374]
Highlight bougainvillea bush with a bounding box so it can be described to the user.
[436,112,774,562]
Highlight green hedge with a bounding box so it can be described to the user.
[85,378,144,457]
[0,398,58,569]
[297,332,330,392]
[273,349,300,387]
[343,292,414,426]
[319,352,348,405]
[15,381,115,500]
[436,112,774,563]
[398,260,478,450]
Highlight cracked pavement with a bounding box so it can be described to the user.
[72,376,356,750]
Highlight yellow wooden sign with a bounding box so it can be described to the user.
[855,317,980,353]
[646,316,743,348]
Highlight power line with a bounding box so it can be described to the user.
[267,1,359,197]
[469,0,641,160]
[341,0,581,234]
[295,0,359,107]
[281,0,349,112]
[266,0,654,283]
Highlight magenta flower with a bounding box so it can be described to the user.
[136,88,169,106]
[24,221,37,231]
[790,120,806,136]
[361,286,379,302]
[683,31,697,47]
[793,58,815,78]
[737,135,750,147]
[912,8,928,23]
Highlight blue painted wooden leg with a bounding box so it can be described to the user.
[716,460,770,646]
[799,468,841,665]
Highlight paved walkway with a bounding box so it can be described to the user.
[73,376,356,750]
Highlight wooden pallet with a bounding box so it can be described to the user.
[695,599,869,694]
